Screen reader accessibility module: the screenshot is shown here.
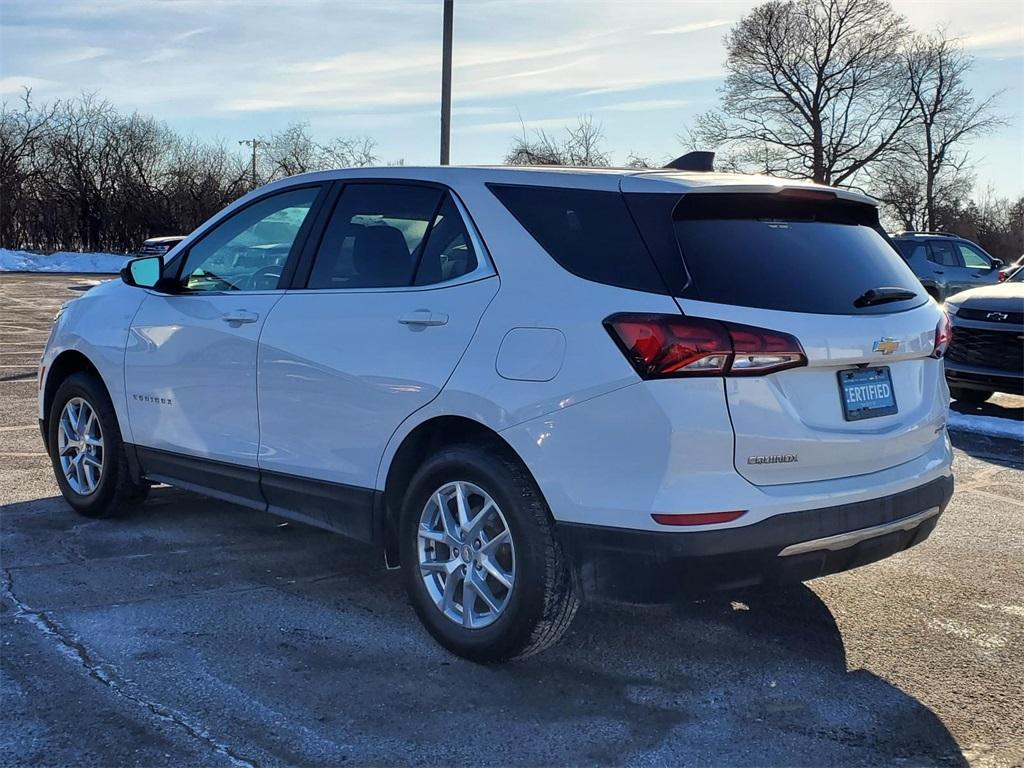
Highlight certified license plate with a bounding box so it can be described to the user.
[838,367,897,421]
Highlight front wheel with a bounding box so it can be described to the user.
[47,372,148,518]
[400,445,579,662]
[949,386,993,404]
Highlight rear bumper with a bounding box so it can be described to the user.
[557,474,954,603]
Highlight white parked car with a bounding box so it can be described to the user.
[39,165,954,661]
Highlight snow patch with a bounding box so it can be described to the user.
[0,248,130,273]
[947,410,1024,441]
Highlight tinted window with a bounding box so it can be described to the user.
[307,184,443,289]
[413,195,478,286]
[180,186,320,291]
[928,241,961,267]
[489,184,667,294]
[669,194,925,315]
[895,241,924,260]
[958,243,991,269]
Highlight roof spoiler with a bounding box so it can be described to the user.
[663,151,715,172]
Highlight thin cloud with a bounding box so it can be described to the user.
[172,26,213,43]
[457,117,581,135]
[597,98,690,112]
[0,76,61,94]
[648,20,733,36]
[50,47,112,65]
[961,28,1024,50]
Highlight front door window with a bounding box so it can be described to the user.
[179,187,320,291]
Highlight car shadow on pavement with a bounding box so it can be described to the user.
[1,490,968,767]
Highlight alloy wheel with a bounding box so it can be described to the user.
[57,396,104,495]
[416,480,516,629]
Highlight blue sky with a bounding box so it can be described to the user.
[2,0,1021,196]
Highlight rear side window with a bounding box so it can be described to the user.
[308,184,479,290]
[488,184,667,294]
[894,241,922,260]
[668,194,925,315]
[928,241,960,267]
[414,194,478,286]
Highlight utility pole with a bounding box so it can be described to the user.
[439,0,453,165]
[238,138,267,190]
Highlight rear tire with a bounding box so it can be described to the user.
[949,386,992,404]
[400,444,579,662]
[47,372,148,518]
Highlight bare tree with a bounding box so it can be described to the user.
[257,122,377,182]
[0,97,379,253]
[874,32,1003,231]
[0,89,58,248]
[506,115,610,167]
[691,0,915,186]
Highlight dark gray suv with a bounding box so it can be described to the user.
[891,232,1003,302]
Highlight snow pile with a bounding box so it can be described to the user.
[948,410,1024,441]
[0,248,130,273]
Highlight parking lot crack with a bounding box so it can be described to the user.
[1,568,260,768]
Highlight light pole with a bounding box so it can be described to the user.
[440,0,453,165]
[238,138,267,190]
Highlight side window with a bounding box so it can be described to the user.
[489,184,666,293]
[958,243,991,269]
[414,194,478,286]
[307,184,443,289]
[927,241,961,268]
[179,187,320,291]
[896,242,925,261]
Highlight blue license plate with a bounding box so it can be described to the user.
[838,367,897,421]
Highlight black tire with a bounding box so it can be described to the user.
[949,386,993,404]
[47,372,148,518]
[400,444,579,663]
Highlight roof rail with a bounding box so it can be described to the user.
[892,230,957,237]
[663,151,715,172]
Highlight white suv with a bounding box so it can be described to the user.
[39,165,954,661]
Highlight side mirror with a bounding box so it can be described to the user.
[991,258,1004,270]
[121,256,163,288]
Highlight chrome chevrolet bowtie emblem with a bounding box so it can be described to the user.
[873,338,899,355]
[986,311,1009,322]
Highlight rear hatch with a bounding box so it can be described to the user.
[624,184,946,486]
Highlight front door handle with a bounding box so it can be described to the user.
[398,309,448,327]
[221,310,259,325]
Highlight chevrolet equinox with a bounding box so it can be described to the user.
[39,164,955,661]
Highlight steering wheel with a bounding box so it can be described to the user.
[241,265,282,291]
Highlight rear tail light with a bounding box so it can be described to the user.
[605,313,806,378]
[932,311,952,359]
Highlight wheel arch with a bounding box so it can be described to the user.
[42,350,106,438]
[379,415,543,566]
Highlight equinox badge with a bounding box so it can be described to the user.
[873,338,900,355]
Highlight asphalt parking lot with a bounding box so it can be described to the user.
[2,273,1023,767]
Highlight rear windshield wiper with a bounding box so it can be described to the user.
[854,287,917,308]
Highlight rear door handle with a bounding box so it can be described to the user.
[221,310,259,325]
[398,310,448,327]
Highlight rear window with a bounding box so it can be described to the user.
[669,194,926,315]
[488,184,667,294]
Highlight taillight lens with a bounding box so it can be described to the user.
[932,311,952,359]
[605,313,807,378]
